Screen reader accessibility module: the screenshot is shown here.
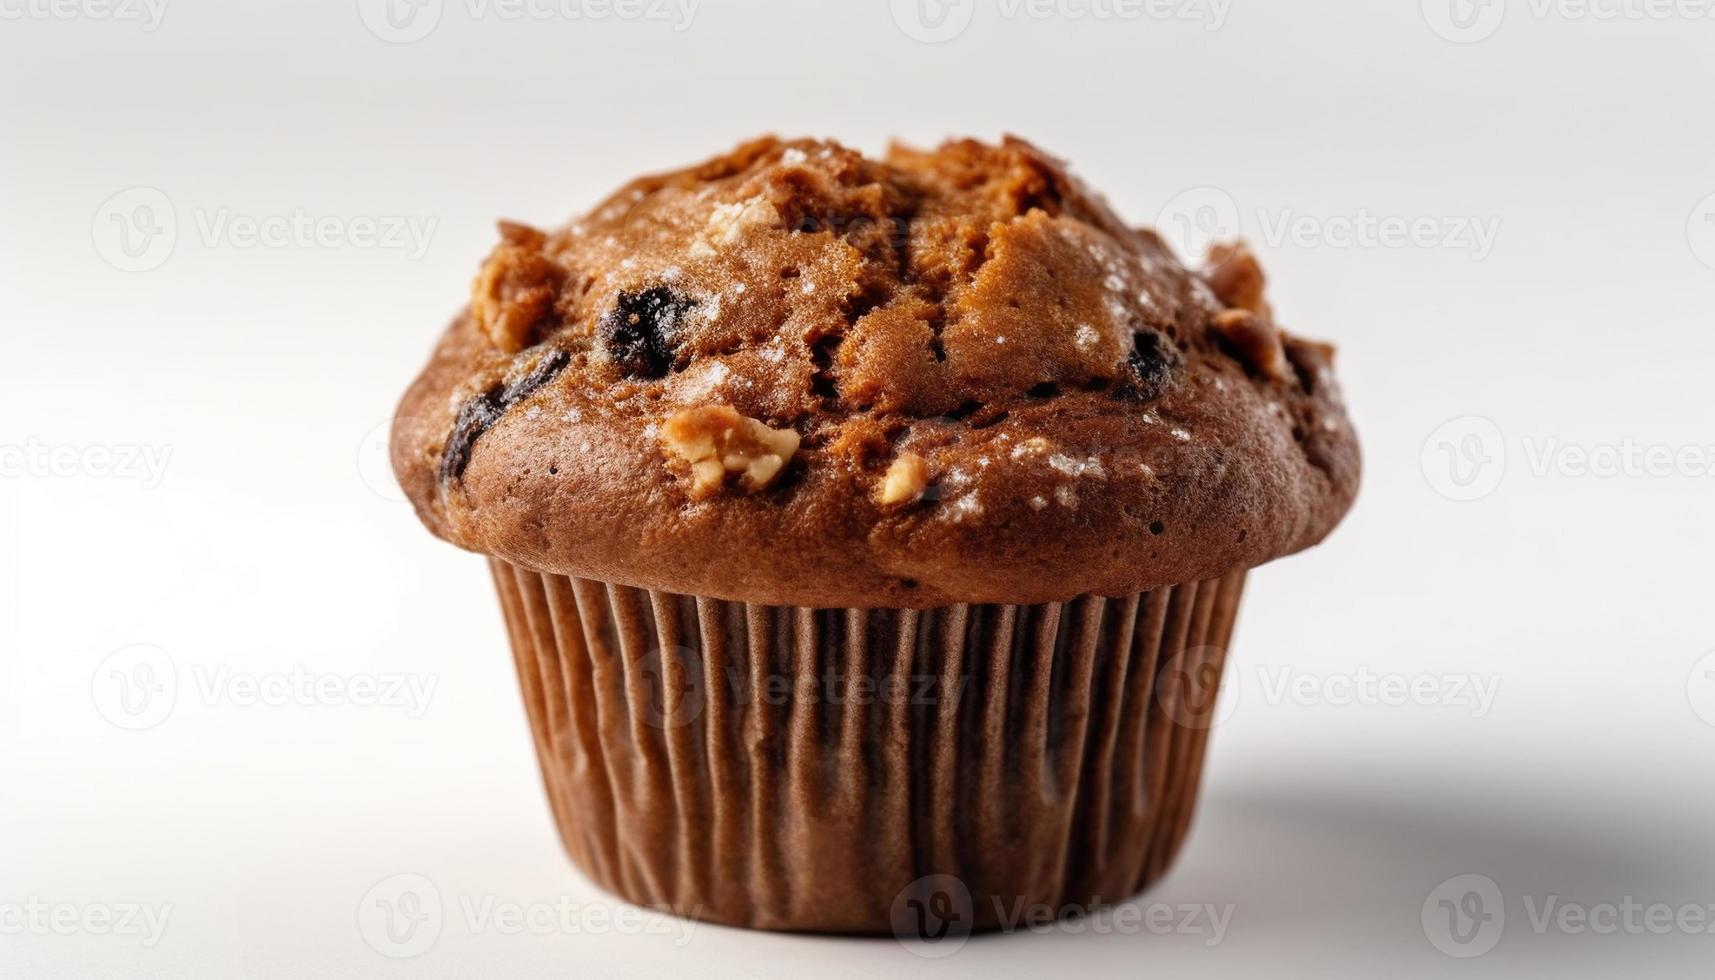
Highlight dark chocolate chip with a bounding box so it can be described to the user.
[1123,330,1177,402]
[599,287,695,378]
[439,348,571,484]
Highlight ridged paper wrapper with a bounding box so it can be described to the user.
[491,559,1246,934]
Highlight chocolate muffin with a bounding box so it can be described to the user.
[392,136,1358,935]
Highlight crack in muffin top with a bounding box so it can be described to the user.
[392,135,1360,607]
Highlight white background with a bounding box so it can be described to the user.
[4,0,1715,976]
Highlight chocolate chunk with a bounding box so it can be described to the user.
[439,348,571,484]
[1123,330,1176,402]
[599,287,696,378]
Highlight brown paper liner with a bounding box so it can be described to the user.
[490,559,1247,935]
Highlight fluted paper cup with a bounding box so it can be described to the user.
[490,559,1246,935]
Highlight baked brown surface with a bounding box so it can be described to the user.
[392,136,1359,607]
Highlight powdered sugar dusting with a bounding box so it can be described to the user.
[677,361,730,400]
[1106,296,1129,328]
[947,492,983,522]
[1047,453,1106,479]
[1011,437,1052,459]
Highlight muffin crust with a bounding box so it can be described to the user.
[392,136,1359,607]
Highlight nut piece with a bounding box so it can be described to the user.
[877,452,929,505]
[1203,241,1293,381]
[1211,309,1291,382]
[470,226,565,353]
[706,195,781,243]
[691,195,782,257]
[1203,241,1272,320]
[661,406,800,497]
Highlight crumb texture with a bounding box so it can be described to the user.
[393,136,1360,607]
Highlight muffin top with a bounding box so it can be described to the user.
[392,136,1359,607]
